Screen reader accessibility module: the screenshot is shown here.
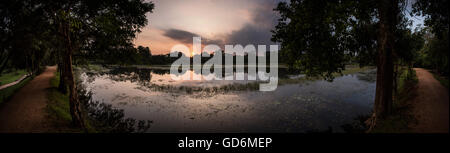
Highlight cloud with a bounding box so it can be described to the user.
[225,0,281,46]
[162,0,282,47]
[163,28,224,45]
[226,25,274,45]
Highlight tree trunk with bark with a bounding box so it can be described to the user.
[393,63,398,97]
[58,61,67,94]
[367,0,399,129]
[61,16,85,129]
[63,50,85,128]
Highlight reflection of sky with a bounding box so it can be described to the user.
[154,70,273,87]
[81,70,377,132]
[134,0,424,55]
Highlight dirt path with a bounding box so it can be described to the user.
[410,68,449,133]
[0,66,56,133]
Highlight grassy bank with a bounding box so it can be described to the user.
[0,69,27,86]
[0,69,31,104]
[370,67,418,133]
[46,70,150,133]
[46,71,80,132]
[0,76,32,104]
[431,72,449,89]
[46,71,98,132]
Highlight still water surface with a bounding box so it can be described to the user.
[80,67,376,132]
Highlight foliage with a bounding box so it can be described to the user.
[412,0,449,76]
[47,70,151,133]
[412,0,449,39]
[395,26,425,65]
[57,0,155,67]
[77,84,152,133]
[98,45,153,66]
[1,0,155,79]
[272,0,424,80]
[0,0,56,74]
[272,0,366,80]
[431,72,449,89]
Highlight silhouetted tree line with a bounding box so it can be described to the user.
[86,45,153,66]
[95,48,277,66]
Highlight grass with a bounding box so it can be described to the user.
[0,69,27,86]
[431,72,449,89]
[46,70,97,133]
[0,76,32,104]
[370,67,418,133]
[46,71,77,132]
[47,71,72,122]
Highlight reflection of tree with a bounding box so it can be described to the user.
[151,69,170,75]
[83,72,98,84]
[356,70,377,83]
[106,67,154,86]
[85,67,294,85]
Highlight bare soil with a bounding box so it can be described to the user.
[409,68,449,133]
[0,66,56,133]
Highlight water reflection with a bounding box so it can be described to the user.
[80,67,376,132]
[85,66,291,88]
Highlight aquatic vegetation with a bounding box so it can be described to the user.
[77,84,153,133]
[78,65,376,95]
[76,65,376,132]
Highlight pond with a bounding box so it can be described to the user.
[79,66,376,132]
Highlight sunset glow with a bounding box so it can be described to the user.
[134,0,281,55]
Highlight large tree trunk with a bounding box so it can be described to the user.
[58,61,67,94]
[393,63,398,97]
[368,0,398,128]
[63,50,85,128]
[61,18,85,129]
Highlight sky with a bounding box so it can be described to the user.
[133,0,282,55]
[134,0,424,55]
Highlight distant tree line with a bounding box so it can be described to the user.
[94,48,277,66]
[82,45,153,66]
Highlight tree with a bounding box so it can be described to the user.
[138,46,152,65]
[413,0,449,75]
[272,0,406,125]
[0,0,53,74]
[413,0,449,39]
[39,0,154,128]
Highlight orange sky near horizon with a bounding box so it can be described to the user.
[133,0,277,55]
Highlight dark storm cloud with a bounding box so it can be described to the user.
[226,25,275,45]
[225,0,282,45]
[163,28,224,45]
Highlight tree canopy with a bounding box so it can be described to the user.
[271,0,448,123]
[1,0,154,128]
